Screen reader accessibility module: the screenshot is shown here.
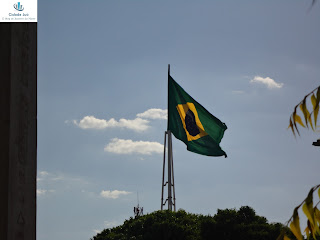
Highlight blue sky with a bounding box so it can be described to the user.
[37,1,320,239]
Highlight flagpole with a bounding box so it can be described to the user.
[161,64,175,211]
[167,131,173,210]
[167,64,173,211]
[171,149,176,212]
[167,64,170,131]
[161,131,166,210]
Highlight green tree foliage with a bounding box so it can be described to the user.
[91,206,285,240]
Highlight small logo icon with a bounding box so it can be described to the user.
[13,2,24,11]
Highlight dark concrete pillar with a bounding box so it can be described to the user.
[0,23,37,240]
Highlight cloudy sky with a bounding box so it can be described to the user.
[37,1,320,240]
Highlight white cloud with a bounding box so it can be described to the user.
[250,76,283,89]
[51,176,64,181]
[37,189,47,196]
[137,108,167,120]
[73,116,117,129]
[118,118,150,131]
[93,220,119,235]
[39,171,49,176]
[100,190,131,199]
[73,116,150,132]
[104,221,119,228]
[37,171,49,182]
[104,138,164,155]
[71,108,168,131]
[37,171,89,199]
[37,189,55,196]
[38,171,65,181]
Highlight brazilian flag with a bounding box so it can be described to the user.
[168,75,227,157]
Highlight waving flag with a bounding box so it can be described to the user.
[168,75,227,157]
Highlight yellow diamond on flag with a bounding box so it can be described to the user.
[176,102,208,141]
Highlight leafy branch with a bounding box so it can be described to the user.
[277,185,320,240]
[281,85,320,240]
[288,86,320,137]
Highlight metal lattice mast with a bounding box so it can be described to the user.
[161,64,176,211]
